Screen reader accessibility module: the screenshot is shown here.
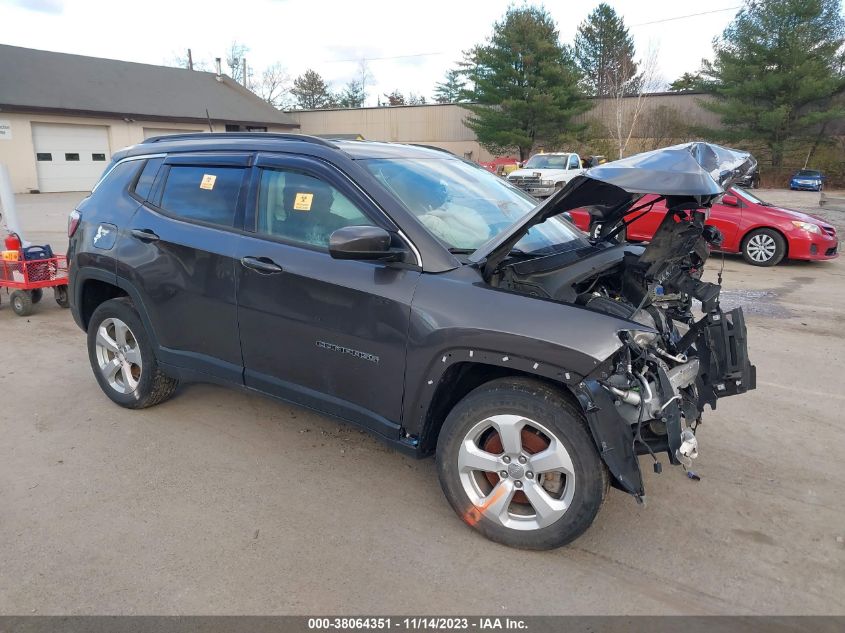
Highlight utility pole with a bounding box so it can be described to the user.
[242,58,247,87]
[187,48,193,71]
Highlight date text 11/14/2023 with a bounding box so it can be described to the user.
[307,617,528,630]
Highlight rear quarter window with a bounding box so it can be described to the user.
[159,165,245,227]
[133,157,165,201]
[89,160,142,199]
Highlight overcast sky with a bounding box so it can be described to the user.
[2,0,742,106]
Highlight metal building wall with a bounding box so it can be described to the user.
[288,93,720,159]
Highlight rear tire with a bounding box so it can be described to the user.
[10,290,33,317]
[87,298,178,409]
[436,377,608,550]
[742,228,786,266]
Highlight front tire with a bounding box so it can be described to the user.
[87,298,178,409]
[742,228,786,266]
[436,377,608,550]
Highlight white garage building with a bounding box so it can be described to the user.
[0,44,298,193]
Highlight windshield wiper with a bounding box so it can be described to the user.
[449,247,526,255]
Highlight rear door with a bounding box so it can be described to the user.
[234,153,421,437]
[116,152,251,382]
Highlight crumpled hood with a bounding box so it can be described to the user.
[470,142,756,274]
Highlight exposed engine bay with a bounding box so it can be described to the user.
[491,198,757,498]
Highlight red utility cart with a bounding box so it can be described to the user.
[0,251,70,316]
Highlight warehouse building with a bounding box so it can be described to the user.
[0,44,298,193]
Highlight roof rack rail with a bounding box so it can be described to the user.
[141,132,336,147]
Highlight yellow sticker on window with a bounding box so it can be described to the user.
[293,192,313,211]
[200,174,217,190]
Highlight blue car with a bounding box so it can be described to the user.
[790,169,824,191]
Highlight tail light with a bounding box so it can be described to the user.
[68,209,81,237]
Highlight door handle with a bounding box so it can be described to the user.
[241,256,283,274]
[130,228,160,242]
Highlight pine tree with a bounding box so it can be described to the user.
[574,3,638,97]
[337,80,366,108]
[699,0,845,166]
[290,69,333,109]
[668,72,701,92]
[462,6,588,160]
[433,69,466,103]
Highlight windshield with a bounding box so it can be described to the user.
[362,157,584,252]
[523,154,569,169]
[796,170,821,178]
[733,186,767,205]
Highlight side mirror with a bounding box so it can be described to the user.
[722,195,739,207]
[329,226,402,261]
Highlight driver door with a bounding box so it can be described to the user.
[234,154,421,437]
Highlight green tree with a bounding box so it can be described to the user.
[290,69,333,109]
[433,68,466,103]
[699,0,845,166]
[668,72,701,92]
[462,6,589,160]
[574,3,638,96]
[337,80,366,108]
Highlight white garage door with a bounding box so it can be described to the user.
[32,123,110,192]
[143,127,205,139]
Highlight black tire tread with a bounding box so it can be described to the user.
[88,297,178,409]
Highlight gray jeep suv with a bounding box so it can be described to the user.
[68,135,756,549]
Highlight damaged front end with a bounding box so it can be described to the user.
[574,218,757,497]
[471,142,758,499]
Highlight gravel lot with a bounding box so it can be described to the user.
[1,189,843,615]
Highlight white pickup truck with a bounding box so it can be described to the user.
[506,152,585,198]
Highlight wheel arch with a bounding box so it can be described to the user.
[74,270,159,351]
[411,349,585,455]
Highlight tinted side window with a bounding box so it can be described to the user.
[160,166,244,227]
[91,160,142,197]
[133,157,164,200]
[256,168,375,248]
[568,155,580,169]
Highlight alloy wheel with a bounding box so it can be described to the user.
[457,414,576,531]
[746,233,777,263]
[95,317,142,394]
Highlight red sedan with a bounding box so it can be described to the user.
[568,187,839,266]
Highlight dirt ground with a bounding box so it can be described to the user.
[1,189,843,615]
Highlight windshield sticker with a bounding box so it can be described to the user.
[200,174,216,190]
[293,192,314,211]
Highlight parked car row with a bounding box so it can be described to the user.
[484,149,828,194]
